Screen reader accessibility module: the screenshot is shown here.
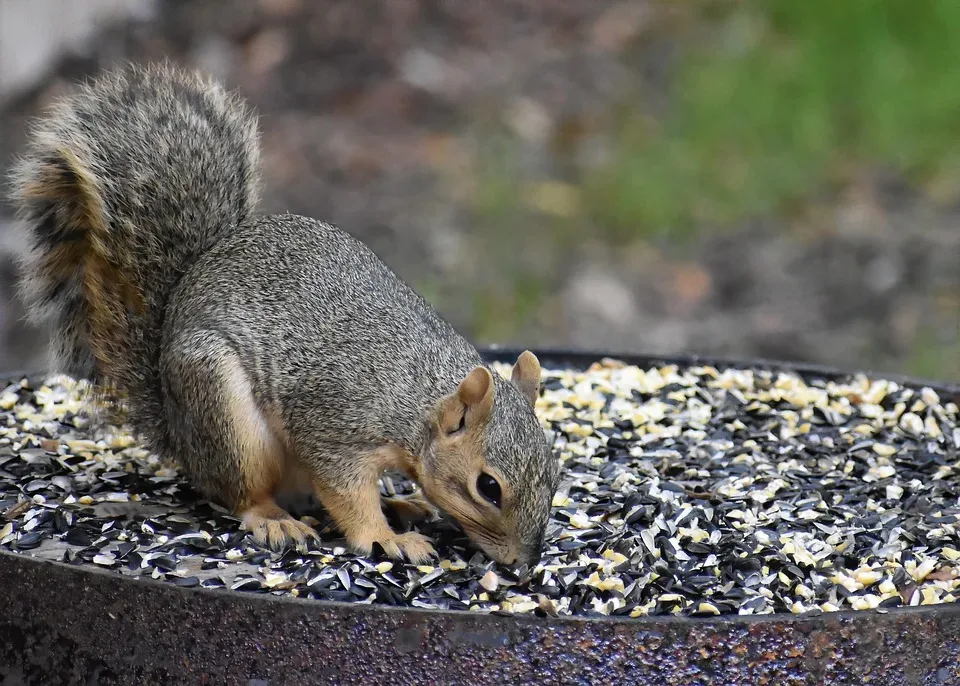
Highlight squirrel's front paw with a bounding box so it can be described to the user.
[384,531,437,564]
[241,502,321,552]
[351,530,436,565]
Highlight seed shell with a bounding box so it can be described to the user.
[1,365,959,618]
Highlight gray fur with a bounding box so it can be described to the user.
[163,214,559,559]
[7,62,558,564]
[7,62,261,458]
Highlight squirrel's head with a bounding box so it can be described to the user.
[419,351,559,567]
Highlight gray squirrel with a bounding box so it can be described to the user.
[8,62,559,566]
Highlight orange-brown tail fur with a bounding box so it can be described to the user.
[15,146,143,380]
[7,62,262,455]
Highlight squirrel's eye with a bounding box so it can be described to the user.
[476,473,502,508]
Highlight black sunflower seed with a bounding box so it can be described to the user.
[2,364,959,619]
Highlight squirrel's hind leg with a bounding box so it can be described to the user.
[161,331,319,552]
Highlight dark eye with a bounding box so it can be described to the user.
[476,473,502,508]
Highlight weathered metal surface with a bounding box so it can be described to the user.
[2,348,960,686]
[3,547,960,686]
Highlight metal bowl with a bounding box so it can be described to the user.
[2,348,959,686]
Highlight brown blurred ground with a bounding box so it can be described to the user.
[1,0,958,381]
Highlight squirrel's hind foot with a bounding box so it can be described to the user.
[240,500,321,552]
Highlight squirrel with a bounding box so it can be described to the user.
[8,62,560,567]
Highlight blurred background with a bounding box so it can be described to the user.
[1,0,958,381]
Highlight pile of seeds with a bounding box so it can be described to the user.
[2,359,960,618]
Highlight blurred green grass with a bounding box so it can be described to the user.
[469,0,960,243]
[462,0,960,379]
[587,0,960,240]
[906,326,960,381]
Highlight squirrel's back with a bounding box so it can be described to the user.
[7,62,261,450]
[164,212,484,447]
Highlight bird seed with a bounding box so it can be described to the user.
[1,360,959,619]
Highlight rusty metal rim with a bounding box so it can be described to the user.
[3,344,960,631]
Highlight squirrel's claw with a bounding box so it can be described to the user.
[241,502,321,553]
[351,530,437,565]
[384,531,437,564]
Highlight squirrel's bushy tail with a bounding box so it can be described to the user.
[7,62,262,448]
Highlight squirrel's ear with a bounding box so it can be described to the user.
[458,366,494,415]
[510,350,541,407]
[437,367,494,434]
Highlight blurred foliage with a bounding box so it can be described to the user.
[905,292,960,381]
[904,325,960,382]
[586,0,960,240]
[469,0,960,239]
[586,0,960,237]
[465,0,960,366]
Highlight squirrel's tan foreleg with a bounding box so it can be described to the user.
[310,450,436,564]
